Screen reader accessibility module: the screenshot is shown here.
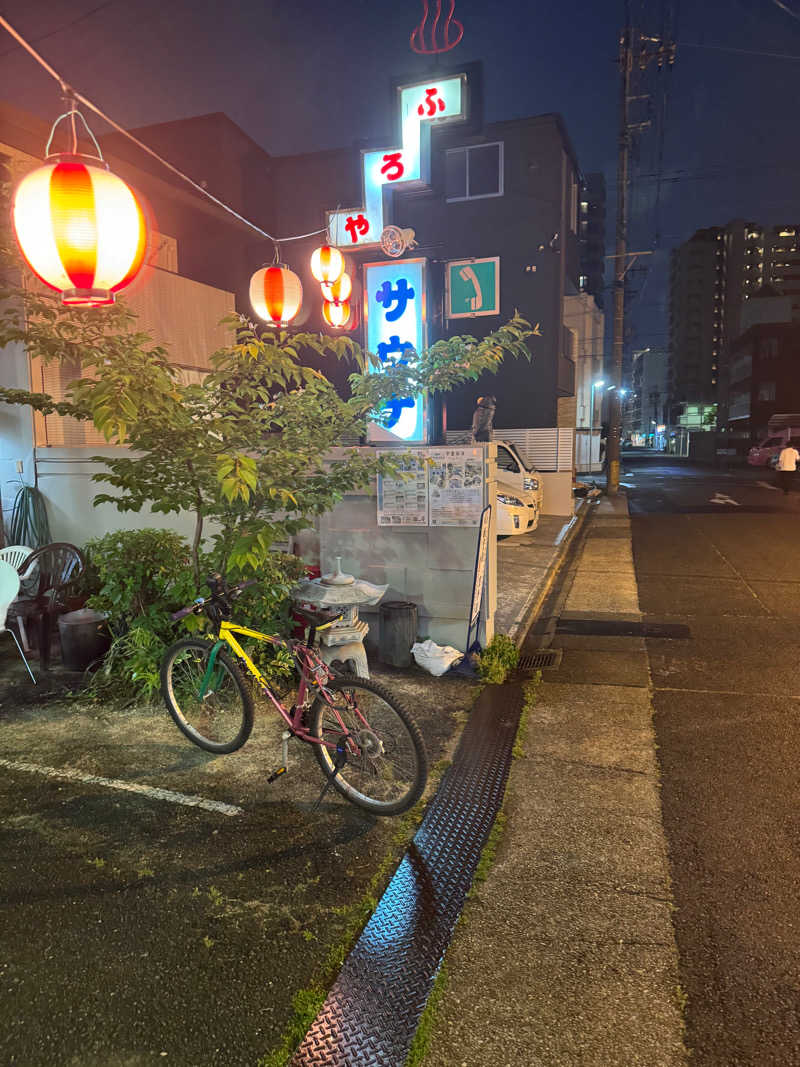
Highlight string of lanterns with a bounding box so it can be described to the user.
[1,15,358,331]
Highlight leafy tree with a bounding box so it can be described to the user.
[0,204,534,584]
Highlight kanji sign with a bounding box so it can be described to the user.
[446,257,500,319]
[364,258,427,444]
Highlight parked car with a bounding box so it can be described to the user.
[748,426,800,466]
[496,481,539,537]
[495,440,544,511]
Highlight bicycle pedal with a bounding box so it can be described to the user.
[266,766,287,784]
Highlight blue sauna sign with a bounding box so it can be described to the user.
[364,258,427,444]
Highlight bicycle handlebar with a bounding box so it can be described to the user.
[171,578,259,622]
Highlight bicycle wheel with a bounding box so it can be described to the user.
[309,674,427,816]
[161,638,254,753]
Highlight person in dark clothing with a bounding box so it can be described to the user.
[471,395,496,443]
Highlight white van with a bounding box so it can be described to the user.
[495,440,543,511]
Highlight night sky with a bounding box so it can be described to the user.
[4,0,800,354]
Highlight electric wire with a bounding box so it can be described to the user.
[0,13,328,248]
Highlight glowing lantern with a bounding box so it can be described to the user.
[310,244,344,284]
[13,160,147,306]
[250,265,303,325]
[320,272,352,304]
[322,299,351,328]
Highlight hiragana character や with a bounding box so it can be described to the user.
[381,396,415,430]
[377,335,415,366]
[381,152,405,182]
[344,214,370,243]
[375,279,415,322]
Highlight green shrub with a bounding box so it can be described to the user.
[85,528,309,702]
[477,633,519,685]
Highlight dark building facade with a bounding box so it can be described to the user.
[579,172,606,311]
[728,322,800,440]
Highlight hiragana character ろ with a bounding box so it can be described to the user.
[380,152,405,182]
[375,279,415,322]
[344,214,370,243]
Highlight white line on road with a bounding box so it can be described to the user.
[0,758,244,816]
[710,493,741,506]
[756,480,780,491]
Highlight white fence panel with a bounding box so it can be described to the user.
[446,428,574,472]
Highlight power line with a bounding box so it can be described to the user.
[0,13,328,249]
[0,2,118,60]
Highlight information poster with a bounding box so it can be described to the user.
[376,455,429,526]
[427,447,485,527]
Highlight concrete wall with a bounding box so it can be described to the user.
[316,447,497,653]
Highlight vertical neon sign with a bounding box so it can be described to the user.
[364,258,427,443]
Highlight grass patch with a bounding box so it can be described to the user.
[513,672,541,758]
[405,963,449,1067]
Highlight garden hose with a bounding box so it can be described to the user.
[9,484,52,548]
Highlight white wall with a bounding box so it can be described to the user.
[0,340,36,530]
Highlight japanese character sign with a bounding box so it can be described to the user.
[344,213,370,243]
[376,278,415,322]
[380,152,405,182]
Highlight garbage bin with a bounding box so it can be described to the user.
[379,601,418,668]
[58,608,111,671]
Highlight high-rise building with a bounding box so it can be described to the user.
[669,220,800,431]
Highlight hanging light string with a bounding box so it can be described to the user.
[0,13,328,248]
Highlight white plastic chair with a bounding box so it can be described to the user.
[0,546,34,650]
[0,560,36,683]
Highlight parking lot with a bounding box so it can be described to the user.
[1,662,473,1066]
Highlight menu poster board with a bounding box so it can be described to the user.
[376,454,429,526]
[428,447,485,527]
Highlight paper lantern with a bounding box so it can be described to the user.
[310,244,344,284]
[250,265,303,325]
[320,272,352,304]
[322,299,351,328]
[13,160,147,306]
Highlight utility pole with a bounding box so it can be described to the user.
[607,18,675,495]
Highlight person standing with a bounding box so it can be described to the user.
[775,439,800,495]
[471,395,496,443]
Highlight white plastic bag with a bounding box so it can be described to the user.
[411,639,463,677]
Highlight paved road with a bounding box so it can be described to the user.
[626,456,800,1066]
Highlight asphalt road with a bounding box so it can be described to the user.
[626,455,800,1066]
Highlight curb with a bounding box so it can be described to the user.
[507,494,596,647]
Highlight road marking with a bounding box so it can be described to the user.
[0,758,244,816]
[756,480,780,491]
[710,492,741,506]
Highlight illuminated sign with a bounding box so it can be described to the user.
[327,75,467,250]
[364,258,427,443]
[446,257,500,318]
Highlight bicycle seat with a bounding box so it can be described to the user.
[294,606,344,628]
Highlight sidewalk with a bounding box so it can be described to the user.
[423,494,688,1066]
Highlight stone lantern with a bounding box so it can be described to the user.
[292,558,387,678]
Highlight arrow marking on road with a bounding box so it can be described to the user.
[0,758,244,816]
[710,492,741,506]
[756,481,780,491]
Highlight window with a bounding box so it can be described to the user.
[496,446,519,474]
[445,142,504,201]
[758,381,776,402]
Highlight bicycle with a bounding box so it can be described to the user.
[159,575,428,816]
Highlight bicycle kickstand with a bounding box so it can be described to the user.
[267,730,292,785]
[311,739,348,813]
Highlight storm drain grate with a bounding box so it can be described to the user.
[290,682,523,1066]
[519,648,563,670]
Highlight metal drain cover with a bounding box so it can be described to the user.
[519,649,562,670]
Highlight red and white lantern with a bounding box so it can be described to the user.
[310,244,344,284]
[13,160,147,306]
[322,299,351,328]
[250,264,303,325]
[320,272,352,304]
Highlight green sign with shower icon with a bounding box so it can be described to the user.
[446,257,500,318]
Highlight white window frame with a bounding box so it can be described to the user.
[445,142,505,203]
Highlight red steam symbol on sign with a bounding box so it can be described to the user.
[410,0,464,55]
